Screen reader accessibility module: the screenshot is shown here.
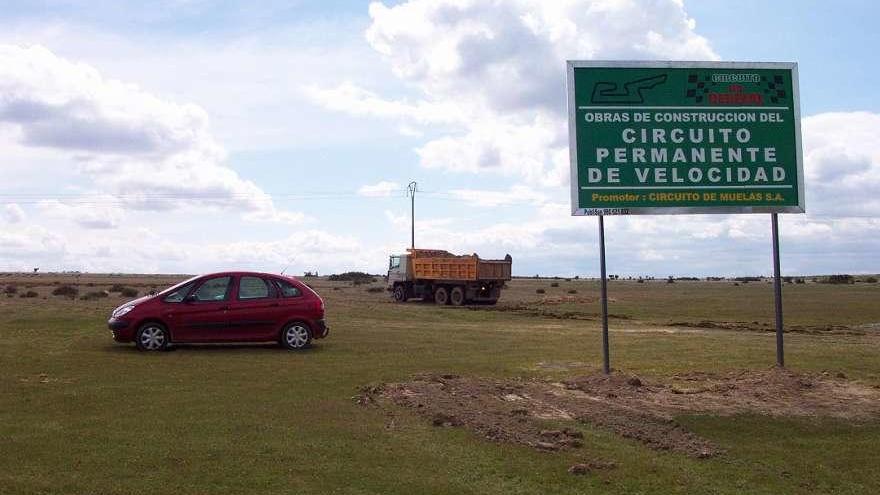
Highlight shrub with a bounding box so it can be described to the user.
[81,291,109,301]
[52,285,79,298]
[109,284,128,293]
[822,274,854,285]
[327,272,376,284]
[536,288,546,294]
[795,278,806,284]
[550,282,560,287]
[19,290,39,298]
[365,287,384,293]
[567,289,578,294]
[667,276,675,284]
[119,287,139,298]
[3,285,17,295]
[637,279,645,284]
[864,276,878,284]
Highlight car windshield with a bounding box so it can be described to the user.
[158,276,200,297]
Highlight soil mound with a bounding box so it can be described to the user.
[360,369,880,459]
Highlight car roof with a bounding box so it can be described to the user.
[195,271,297,280]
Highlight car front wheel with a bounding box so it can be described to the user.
[393,284,408,302]
[135,323,169,352]
[281,322,312,350]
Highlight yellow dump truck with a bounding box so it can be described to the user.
[387,249,512,305]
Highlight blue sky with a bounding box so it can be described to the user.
[0,0,877,277]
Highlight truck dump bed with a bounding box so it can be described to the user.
[409,249,512,282]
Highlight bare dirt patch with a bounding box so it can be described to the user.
[669,320,866,335]
[359,369,880,460]
[468,301,630,321]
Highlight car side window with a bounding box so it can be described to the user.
[275,279,302,298]
[390,256,401,269]
[238,276,272,300]
[193,276,231,302]
[163,282,195,303]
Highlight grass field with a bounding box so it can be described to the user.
[1,273,879,494]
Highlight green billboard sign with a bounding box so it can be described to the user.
[567,61,805,215]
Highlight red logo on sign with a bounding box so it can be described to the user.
[708,84,763,105]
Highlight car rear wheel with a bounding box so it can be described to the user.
[450,286,465,306]
[281,322,312,350]
[135,323,169,352]
[434,286,449,305]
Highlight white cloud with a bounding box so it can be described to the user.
[0,225,66,270]
[2,203,25,223]
[304,82,463,126]
[0,44,304,224]
[241,208,309,225]
[802,111,880,217]
[446,184,546,207]
[334,0,718,185]
[358,180,402,197]
[38,197,125,229]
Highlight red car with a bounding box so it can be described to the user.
[107,272,328,351]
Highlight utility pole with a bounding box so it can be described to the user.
[407,181,417,250]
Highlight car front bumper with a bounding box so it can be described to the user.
[108,318,133,342]
[314,319,329,339]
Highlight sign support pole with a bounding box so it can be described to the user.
[408,181,417,250]
[771,213,784,367]
[598,215,610,374]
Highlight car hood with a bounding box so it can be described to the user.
[113,294,155,311]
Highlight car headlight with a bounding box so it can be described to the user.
[112,305,135,318]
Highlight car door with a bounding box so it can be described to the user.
[226,275,286,341]
[273,277,311,321]
[167,275,232,342]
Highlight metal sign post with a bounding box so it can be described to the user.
[567,61,805,371]
[598,215,610,374]
[771,213,784,367]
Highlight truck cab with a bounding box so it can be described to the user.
[387,254,410,286]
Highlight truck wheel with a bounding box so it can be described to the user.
[450,286,465,306]
[393,284,408,302]
[434,286,449,305]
